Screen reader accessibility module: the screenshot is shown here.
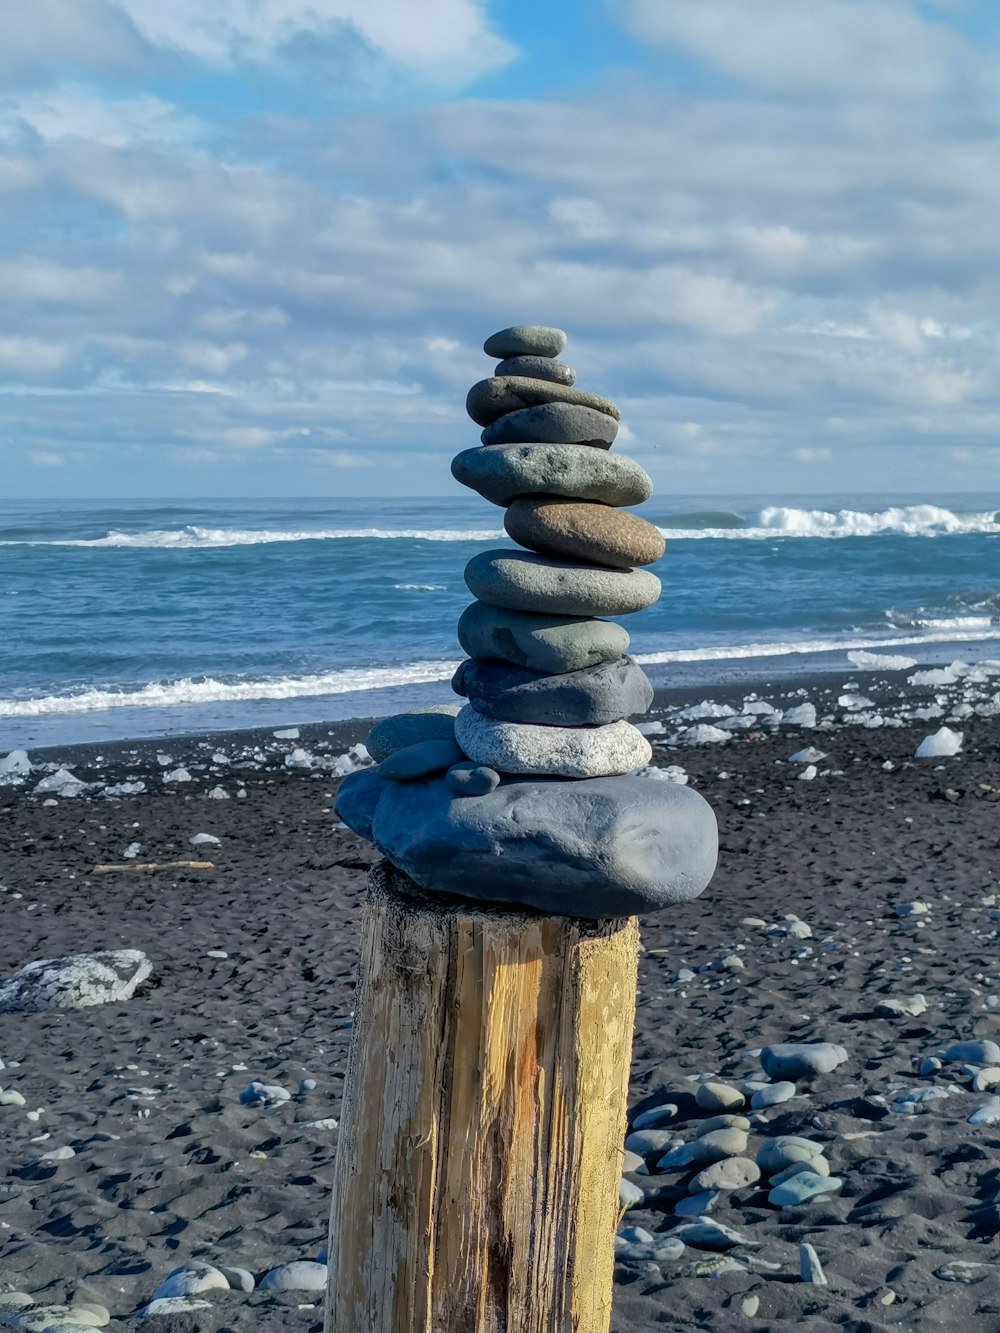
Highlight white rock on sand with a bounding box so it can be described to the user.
[0,950,152,1014]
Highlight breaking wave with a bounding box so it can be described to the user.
[658,504,1000,540]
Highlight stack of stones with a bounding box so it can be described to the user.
[336,324,718,919]
[450,324,664,781]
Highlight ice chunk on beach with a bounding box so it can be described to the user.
[679,724,731,745]
[839,693,875,710]
[102,780,147,796]
[909,661,969,686]
[848,650,917,671]
[789,747,826,764]
[798,765,818,781]
[0,750,31,783]
[34,768,88,797]
[741,698,780,717]
[781,702,816,728]
[331,744,372,776]
[190,833,221,847]
[634,764,689,784]
[674,700,732,721]
[274,728,300,740]
[163,767,192,783]
[635,720,665,735]
[915,726,962,759]
[285,747,315,769]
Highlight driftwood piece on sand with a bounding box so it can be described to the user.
[325,859,639,1333]
[91,860,215,873]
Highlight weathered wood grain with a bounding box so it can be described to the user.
[326,860,639,1333]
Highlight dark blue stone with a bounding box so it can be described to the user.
[453,656,653,726]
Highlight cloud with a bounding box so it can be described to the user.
[614,0,966,99]
[2,0,1000,495]
[118,0,517,86]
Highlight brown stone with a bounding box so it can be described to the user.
[504,497,665,570]
[466,376,620,428]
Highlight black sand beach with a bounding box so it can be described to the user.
[2,667,1000,1330]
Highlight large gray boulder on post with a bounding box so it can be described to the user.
[0,949,152,1013]
[335,770,718,918]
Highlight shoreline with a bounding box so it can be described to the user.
[2,650,996,782]
[3,633,999,753]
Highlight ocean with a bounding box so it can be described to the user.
[2,493,999,748]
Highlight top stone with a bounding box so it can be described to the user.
[484,325,567,359]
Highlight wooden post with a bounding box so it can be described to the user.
[325,859,640,1333]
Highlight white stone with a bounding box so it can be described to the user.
[150,1262,230,1301]
[258,1261,328,1292]
[455,708,651,778]
[0,950,152,1013]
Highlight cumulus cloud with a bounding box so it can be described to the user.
[2,0,1000,495]
[119,0,517,86]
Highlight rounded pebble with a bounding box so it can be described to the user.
[495,355,575,384]
[445,762,501,796]
[457,601,629,675]
[467,376,619,428]
[464,549,660,618]
[366,707,460,764]
[483,325,567,359]
[455,708,651,779]
[451,442,651,509]
[481,402,618,449]
[505,497,665,570]
[695,1081,745,1113]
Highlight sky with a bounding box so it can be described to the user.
[4,0,1000,500]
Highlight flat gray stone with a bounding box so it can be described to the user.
[451,443,652,509]
[760,1042,848,1081]
[495,355,575,385]
[756,1136,825,1174]
[334,773,718,918]
[482,403,618,448]
[366,706,460,763]
[467,376,619,428]
[453,655,653,726]
[769,1170,843,1208]
[378,739,464,782]
[454,707,651,778]
[0,950,152,1013]
[465,549,660,617]
[445,762,500,796]
[483,325,567,358]
[689,1157,761,1192]
[457,601,629,674]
